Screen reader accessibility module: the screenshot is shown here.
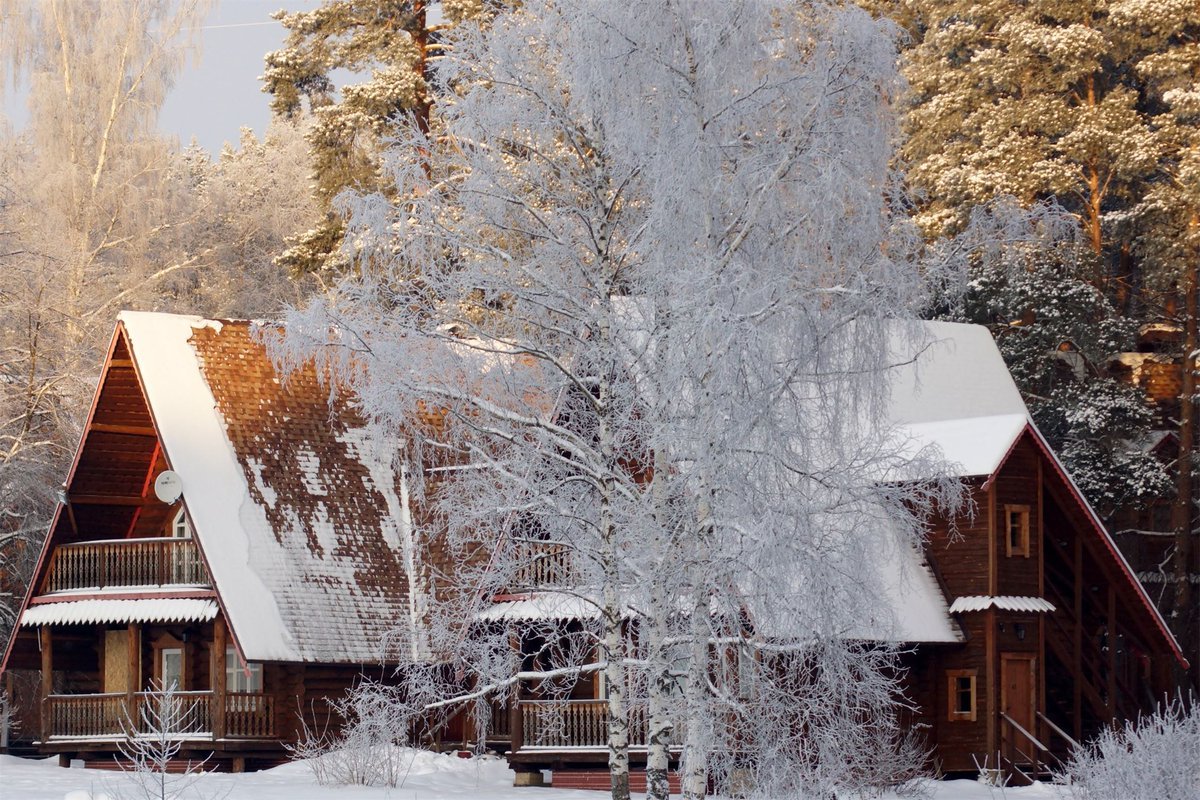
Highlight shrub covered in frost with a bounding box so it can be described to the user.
[1058,698,1199,800]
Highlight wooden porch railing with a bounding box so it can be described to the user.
[516,700,669,750]
[486,700,511,741]
[43,692,273,740]
[224,692,275,738]
[512,542,575,588]
[43,538,210,593]
[45,693,128,739]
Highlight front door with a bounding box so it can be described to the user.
[1000,653,1037,767]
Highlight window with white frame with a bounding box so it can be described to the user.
[171,507,192,539]
[225,647,262,693]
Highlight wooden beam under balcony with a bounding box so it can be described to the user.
[68,495,145,506]
[88,423,157,437]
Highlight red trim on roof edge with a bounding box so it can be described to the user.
[1005,423,1188,669]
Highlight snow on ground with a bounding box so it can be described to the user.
[0,751,1069,800]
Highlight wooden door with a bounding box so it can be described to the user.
[1000,653,1037,767]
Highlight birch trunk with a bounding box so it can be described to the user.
[680,482,714,800]
[645,449,675,800]
[598,308,632,800]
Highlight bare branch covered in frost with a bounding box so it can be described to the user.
[273,2,974,798]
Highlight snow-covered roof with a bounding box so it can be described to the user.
[745,513,963,645]
[118,312,428,664]
[879,321,1029,480]
[477,592,631,623]
[948,596,1056,614]
[22,599,218,626]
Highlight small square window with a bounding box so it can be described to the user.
[1005,505,1030,558]
[947,670,977,722]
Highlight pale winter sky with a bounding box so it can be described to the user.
[3,0,320,154]
[160,0,321,153]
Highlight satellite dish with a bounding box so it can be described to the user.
[154,471,183,504]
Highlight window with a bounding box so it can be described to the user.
[161,647,184,691]
[947,670,977,721]
[1005,504,1030,558]
[171,507,192,539]
[226,647,262,693]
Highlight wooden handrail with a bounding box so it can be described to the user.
[1000,711,1048,753]
[1037,711,1081,750]
[43,538,210,592]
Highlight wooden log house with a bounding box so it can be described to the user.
[0,312,441,770]
[0,313,1187,785]
[478,322,1188,788]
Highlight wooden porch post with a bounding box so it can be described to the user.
[213,618,227,740]
[1106,586,1117,719]
[39,627,52,741]
[1072,536,1083,742]
[127,623,141,730]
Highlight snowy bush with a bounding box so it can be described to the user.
[1058,698,1200,800]
[287,679,416,787]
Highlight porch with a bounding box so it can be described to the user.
[23,606,281,750]
[43,690,275,742]
[481,699,682,762]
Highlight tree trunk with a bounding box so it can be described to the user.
[680,482,714,800]
[645,449,674,800]
[598,310,631,800]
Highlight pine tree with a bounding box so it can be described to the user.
[890,0,1200,681]
[893,0,1161,281]
[949,233,1171,515]
[262,0,481,276]
[1120,4,1200,683]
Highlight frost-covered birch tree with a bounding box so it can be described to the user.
[277,2,966,798]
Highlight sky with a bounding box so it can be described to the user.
[3,0,320,155]
[160,0,319,153]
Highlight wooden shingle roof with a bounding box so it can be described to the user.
[121,312,425,664]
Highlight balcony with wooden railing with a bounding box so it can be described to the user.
[43,691,274,741]
[513,699,681,751]
[511,542,576,589]
[42,538,210,594]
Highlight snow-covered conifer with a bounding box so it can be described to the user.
[262,0,480,276]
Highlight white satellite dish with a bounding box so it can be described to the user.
[154,470,183,504]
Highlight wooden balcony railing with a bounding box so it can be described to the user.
[43,692,274,741]
[512,542,575,588]
[516,700,675,750]
[43,538,210,593]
